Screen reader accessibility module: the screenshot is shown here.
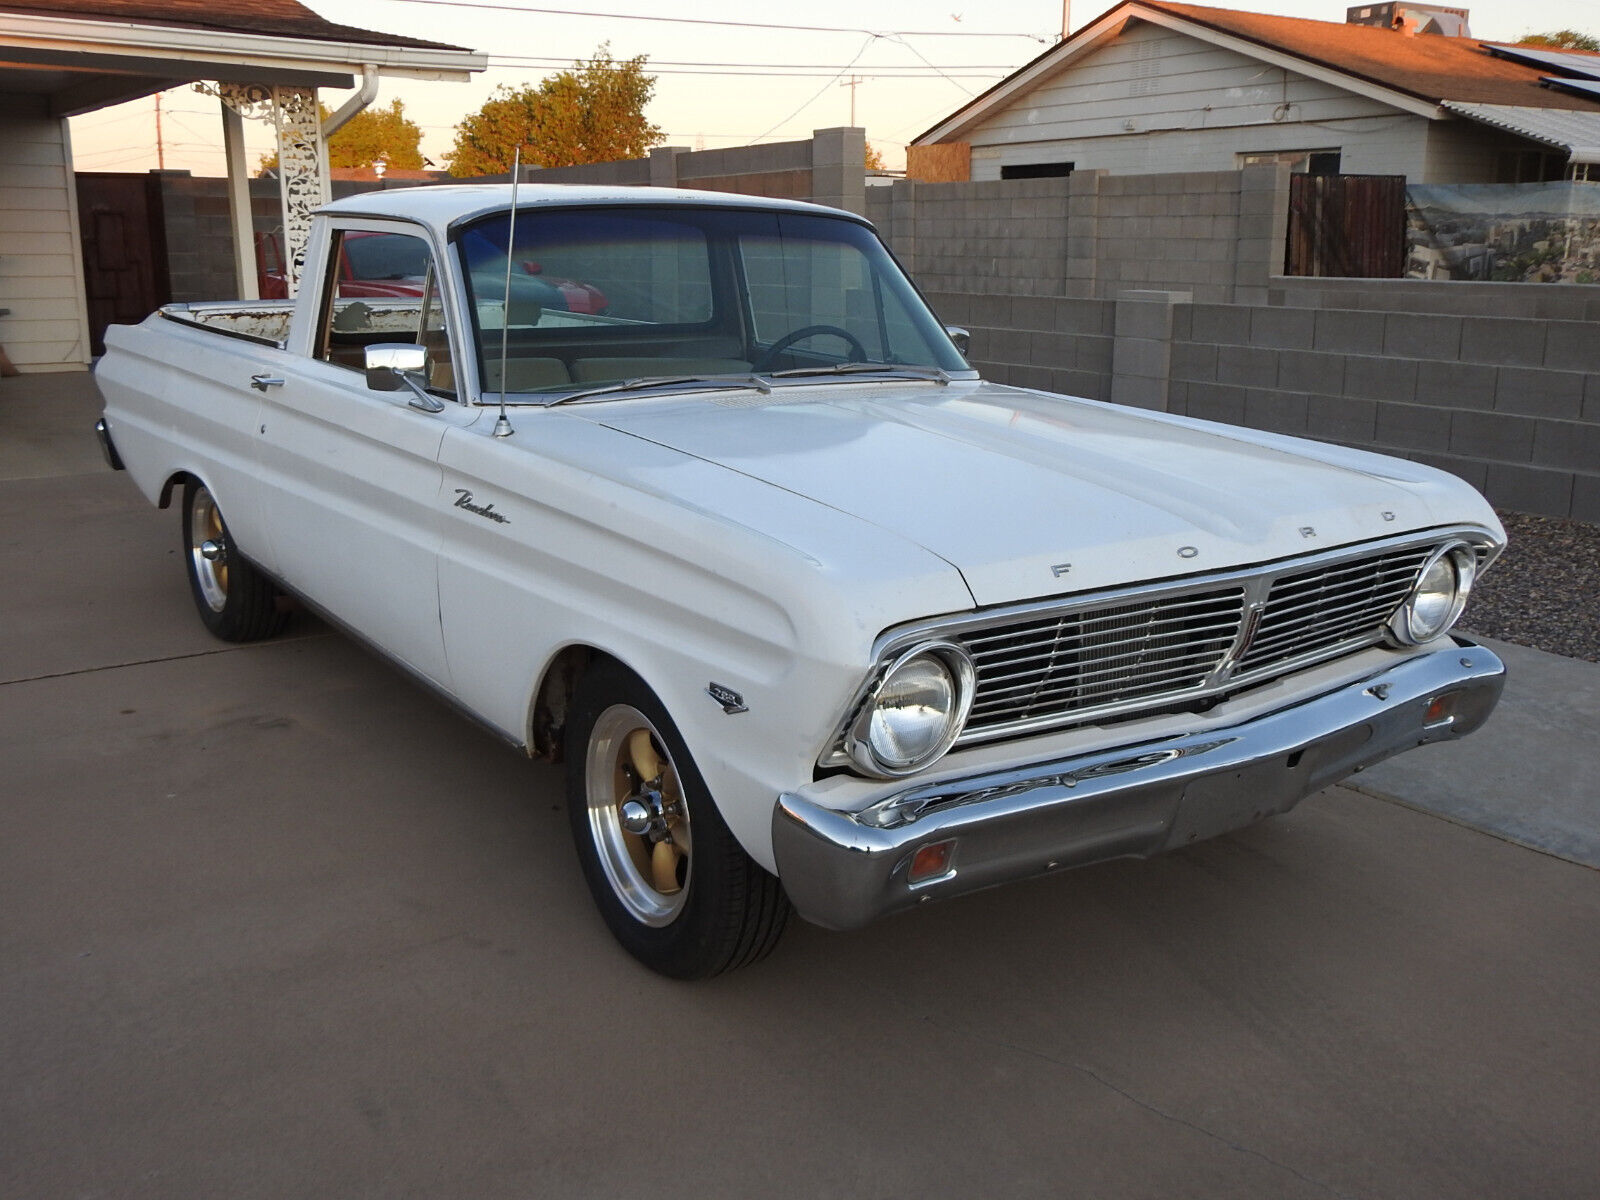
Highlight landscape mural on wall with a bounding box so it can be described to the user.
[1405,181,1600,283]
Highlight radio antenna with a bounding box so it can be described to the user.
[492,145,521,439]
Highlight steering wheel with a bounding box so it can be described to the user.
[753,324,868,372]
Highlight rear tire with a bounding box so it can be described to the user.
[564,661,790,979]
[182,480,286,642]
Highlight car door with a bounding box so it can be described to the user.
[251,219,477,688]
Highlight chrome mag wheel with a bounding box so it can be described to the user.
[583,704,694,927]
[187,485,230,613]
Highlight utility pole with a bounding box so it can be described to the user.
[840,75,862,125]
[155,92,165,169]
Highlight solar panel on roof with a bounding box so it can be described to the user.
[1484,43,1600,81]
[1542,76,1600,100]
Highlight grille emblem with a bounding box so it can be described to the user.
[1212,600,1266,685]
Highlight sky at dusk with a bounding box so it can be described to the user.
[67,0,1600,176]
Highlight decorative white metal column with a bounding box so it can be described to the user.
[269,85,329,295]
[207,82,329,298]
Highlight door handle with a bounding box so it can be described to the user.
[250,373,285,391]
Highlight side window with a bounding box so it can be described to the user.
[316,228,457,397]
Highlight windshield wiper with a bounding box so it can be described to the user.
[537,373,772,408]
[767,362,951,384]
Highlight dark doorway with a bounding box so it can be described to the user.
[1285,173,1406,278]
[75,173,171,356]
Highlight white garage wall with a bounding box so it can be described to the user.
[0,101,91,372]
[960,22,1460,184]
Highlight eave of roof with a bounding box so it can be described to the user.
[0,0,466,54]
[914,0,1600,145]
[1443,102,1600,163]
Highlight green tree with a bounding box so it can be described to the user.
[446,44,663,176]
[258,99,424,174]
[865,141,886,171]
[1517,30,1600,51]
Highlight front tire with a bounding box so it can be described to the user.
[182,480,286,642]
[565,662,790,979]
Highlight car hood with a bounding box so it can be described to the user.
[578,380,1495,606]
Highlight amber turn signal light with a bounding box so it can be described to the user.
[1424,692,1458,726]
[909,840,956,884]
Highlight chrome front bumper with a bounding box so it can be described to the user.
[94,417,125,471]
[772,638,1505,930]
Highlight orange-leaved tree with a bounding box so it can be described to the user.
[447,44,664,176]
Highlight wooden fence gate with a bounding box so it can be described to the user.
[75,173,171,356]
[1285,174,1406,278]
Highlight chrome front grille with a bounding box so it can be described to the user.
[962,588,1246,734]
[1236,545,1434,675]
[935,536,1462,747]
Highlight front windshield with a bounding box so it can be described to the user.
[455,205,969,401]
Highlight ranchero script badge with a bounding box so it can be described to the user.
[453,488,510,524]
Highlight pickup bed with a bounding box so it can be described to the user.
[95,184,1507,978]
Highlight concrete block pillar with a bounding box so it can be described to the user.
[1065,170,1106,299]
[649,145,689,188]
[811,126,867,216]
[1234,162,1292,305]
[1111,289,1190,411]
[886,178,917,270]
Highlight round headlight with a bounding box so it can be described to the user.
[1390,543,1476,645]
[850,642,975,777]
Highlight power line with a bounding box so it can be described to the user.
[747,32,878,145]
[880,34,979,97]
[480,55,1019,69]
[367,0,1051,40]
[482,60,1007,78]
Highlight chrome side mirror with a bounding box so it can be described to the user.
[364,343,443,412]
[364,343,427,390]
[944,325,971,356]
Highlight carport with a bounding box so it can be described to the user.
[0,0,483,374]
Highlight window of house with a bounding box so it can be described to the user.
[1237,149,1342,175]
[1000,162,1075,180]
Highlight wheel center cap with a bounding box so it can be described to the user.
[621,787,667,837]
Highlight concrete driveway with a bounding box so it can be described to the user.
[4,376,1598,1199]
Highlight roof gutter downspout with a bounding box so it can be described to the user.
[322,63,380,137]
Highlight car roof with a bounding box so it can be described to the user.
[318,184,868,239]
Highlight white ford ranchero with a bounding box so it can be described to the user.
[94,185,1506,978]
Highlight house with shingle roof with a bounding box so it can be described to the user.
[0,0,482,373]
[910,1,1600,186]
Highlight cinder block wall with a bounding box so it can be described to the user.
[927,291,1597,521]
[872,167,1595,520]
[154,172,237,303]
[150,174,407,301]
[511,128,865,214]
[923,290,1115,399]
[1167,303,1599,520]
[875,178,1075,298]
[868,164,1288,304]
